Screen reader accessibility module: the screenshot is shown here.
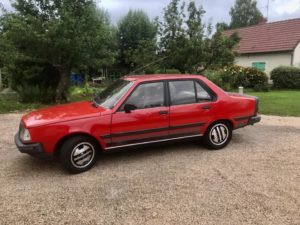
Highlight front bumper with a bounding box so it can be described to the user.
[248,116,261,125]
[15,133,53,160]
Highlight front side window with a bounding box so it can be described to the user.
[169,80,196,105]
[123,82,165,110]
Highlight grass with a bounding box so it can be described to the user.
[0,99,47,114]
[246,90,300,117]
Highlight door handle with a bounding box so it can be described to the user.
[159,110,169,115]
[202,105,211,110]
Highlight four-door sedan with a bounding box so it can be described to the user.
[15,74,261,173]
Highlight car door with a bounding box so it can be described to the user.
[110,81,169,147]
[168,79,215,137]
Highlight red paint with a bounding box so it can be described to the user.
[19,74,259,154]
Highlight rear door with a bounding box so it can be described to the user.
[168,79,214,137]
[110,81,169,147]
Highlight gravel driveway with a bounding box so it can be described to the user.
[0,113,299,225]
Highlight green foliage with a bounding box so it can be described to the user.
[204,70,231,91]
[0,69,9,88]
[17,85,56,103]
[0,99,46,114]
[205,65,268,91]
[0,0,116,103]
[158,0,239,73]
[270,66,300,89]
[117,10,157,73]
[155,69,182,74]
[230,0,265,29]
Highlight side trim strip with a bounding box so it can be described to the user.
[101,122,205,139]
[105,134,203,150]
[234,116,252,121]
[170,122,205,130]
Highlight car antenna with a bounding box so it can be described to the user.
[129,56,168,75]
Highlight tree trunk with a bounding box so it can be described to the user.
[56,68,69,103]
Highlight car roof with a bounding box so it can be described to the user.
[123,74,205,82]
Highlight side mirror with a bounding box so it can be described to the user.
[124,104,137,113]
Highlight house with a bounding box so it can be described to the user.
[223,18,300,77]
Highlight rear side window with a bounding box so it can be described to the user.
[195,82,212,102]
[169,80,212,105]
[169,80,196,105]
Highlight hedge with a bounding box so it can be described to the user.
[270,66,300,89]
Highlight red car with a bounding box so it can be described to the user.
[15,74,261,173]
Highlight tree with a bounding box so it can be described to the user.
[158,0,239,73]
[0,0,115,103]
[158,0,187,73]
[216,22,230,31]
[117,10,157,73]
[230,0,265,29]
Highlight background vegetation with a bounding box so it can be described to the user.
[0,0,299,117]
[271,66,300,89]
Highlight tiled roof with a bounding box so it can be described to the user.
[223,18,300,54]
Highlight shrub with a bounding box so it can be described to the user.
[204,70,231,91]
[155,69,182,74]
[205,65,269,91]
[0,69,10,89]
[17,85,56,103]
[271,66,300,89]
[222,65,268,89]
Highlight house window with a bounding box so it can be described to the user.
[252,62,266,71]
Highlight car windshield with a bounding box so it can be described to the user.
[93,79,133,109]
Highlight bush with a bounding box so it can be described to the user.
[9,61,60,103]
[0,69,10,89]
[271,66,300,89]
[204,70,231,91]
[204,65,269,91]
[17,85,56,103]
[155,69,182,74]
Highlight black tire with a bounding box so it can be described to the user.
[203,121,232,150]
[59,136,99,173]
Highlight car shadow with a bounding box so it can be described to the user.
[14,139,207,175]
[98,139,207,164]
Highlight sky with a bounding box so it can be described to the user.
[1,0,300,25]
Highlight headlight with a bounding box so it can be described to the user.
[19,123,31,142]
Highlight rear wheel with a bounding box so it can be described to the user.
[204,122,232,150]
[59,136,99,173]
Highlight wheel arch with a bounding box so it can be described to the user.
[54,132,103,159]
[204,119,234,134]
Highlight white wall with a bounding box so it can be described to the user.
[235,52,292,77]
[293,42,300,67]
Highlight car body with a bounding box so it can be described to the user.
[15,74,261,173]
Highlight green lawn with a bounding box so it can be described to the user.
[246,90,300,117]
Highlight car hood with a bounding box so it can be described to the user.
[22,101,106,128]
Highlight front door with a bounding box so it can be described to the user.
[110,81,169,147]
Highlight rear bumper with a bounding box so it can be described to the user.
[15,133,53,160]
[234,115,261,129]
[248,116,261,125]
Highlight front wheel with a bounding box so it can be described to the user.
[59,136,99,173]
[203,122,232,150]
